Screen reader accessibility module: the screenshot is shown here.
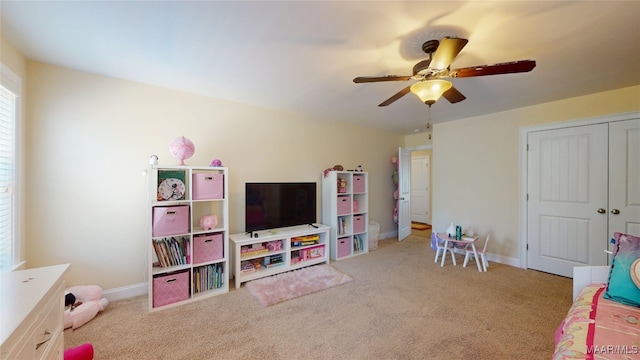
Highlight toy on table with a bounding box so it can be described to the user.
[64,285,109,330]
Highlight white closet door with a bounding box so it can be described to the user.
[527,124,609,277]
[608,118,640,241]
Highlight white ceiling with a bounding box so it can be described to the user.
[2,1,639,134]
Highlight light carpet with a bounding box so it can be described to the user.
[244,264,352,306]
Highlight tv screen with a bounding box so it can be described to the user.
[245,182,317,232]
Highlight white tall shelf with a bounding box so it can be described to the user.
[147,165,229,311]
[322,171,369,260]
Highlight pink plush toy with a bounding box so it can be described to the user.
[64,343,94,360]
[64,285,109,330]
[199,215,218,230]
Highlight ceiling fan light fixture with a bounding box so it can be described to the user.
[410,80,452,106]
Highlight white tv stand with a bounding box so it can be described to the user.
[229,224,330,289]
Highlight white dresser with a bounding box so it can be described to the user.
[1,264,69,360]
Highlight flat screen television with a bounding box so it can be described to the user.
[245,182,317,233]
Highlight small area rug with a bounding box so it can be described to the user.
[244,264,353,306]
[412,222,431,230]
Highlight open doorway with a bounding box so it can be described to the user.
[400,145,432,238]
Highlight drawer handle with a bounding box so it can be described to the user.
[35,330,51,350]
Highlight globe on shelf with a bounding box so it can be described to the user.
[169,136,195,165]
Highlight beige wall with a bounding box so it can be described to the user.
[404,131,432,148]
[431,85,640,262]
[24,61,403,289]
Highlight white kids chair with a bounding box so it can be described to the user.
[432,231,456,265]
[463,233,490,272]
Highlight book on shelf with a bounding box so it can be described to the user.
[291,234,320,241]
[263,254,284,267]
[338,217,349,235]
[153,237,190,267]
[353,235,363,252]
[193,263,224,293]
[240,258,264,274]
[291,240,317,247]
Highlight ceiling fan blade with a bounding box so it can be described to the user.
[353,75,411,83]
[430,37,469,71]
[442,86,466,104]
[378,86,412,107]
[450,60,536,78]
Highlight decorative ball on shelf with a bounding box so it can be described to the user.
[199,215,218,230]
[210,159,222,167]
[169,136,195,165]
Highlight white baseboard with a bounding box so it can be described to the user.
[379,230,397,240]
[486,253,520,267]
[103,282,147,302]
[101,240,520,302]
[448,248,519,268]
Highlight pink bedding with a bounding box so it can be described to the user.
[553,284,640,359]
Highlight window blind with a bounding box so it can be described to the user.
[0,74,17,272]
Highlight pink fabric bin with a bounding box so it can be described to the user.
[152,205,189,237]
[301,245,325,260]
[353,215,365,233]
[353,175,365,193]
[192,173,224,200]
[337,196,351,215]
[337,237,350,258]
[153,270,190,308]
[193,233,224,264]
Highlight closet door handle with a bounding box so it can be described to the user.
[597,208,606,214]
[611,209,620,215]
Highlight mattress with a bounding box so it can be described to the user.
[553,283,640,359]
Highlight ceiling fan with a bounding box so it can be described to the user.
[353,37,536,107]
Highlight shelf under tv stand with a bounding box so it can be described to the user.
[229,224,330,289]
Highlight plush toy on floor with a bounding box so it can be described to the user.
[64,343,94,360]
[64,285,109,330]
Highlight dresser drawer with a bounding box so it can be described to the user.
[2,280,65,360]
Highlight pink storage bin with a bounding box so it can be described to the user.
[193,233,224,264]
[353,215,365,234]
[353,200,358,213]
[153,270,190,308]
[153,205,189,237]
[337,196,351,215]
[337,237,350,258]
[192,173,224,200]
[301,245,325,260]
[353,175,365,193]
